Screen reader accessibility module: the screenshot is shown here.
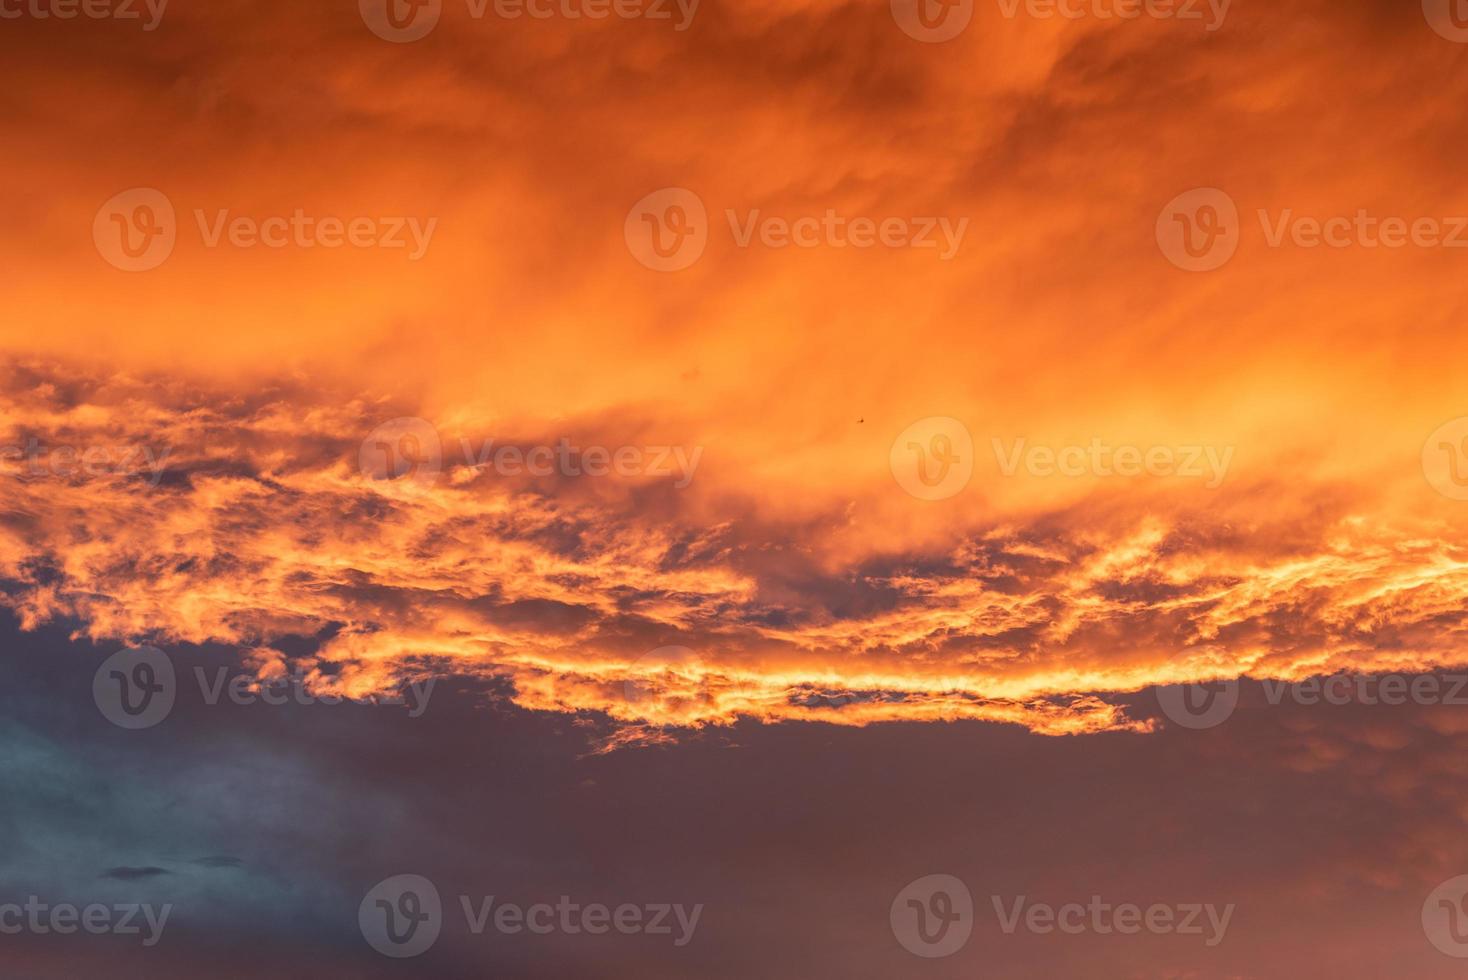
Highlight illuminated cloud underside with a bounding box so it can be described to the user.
[3,366,1467,740]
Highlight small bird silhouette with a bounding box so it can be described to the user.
[856,418,864,424]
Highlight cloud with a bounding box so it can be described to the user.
[101,867,172,881]
[192,856,244,869]
[5,0,1468,743]
[3,361,1467,743]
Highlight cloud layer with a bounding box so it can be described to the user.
[3,362,1467,744]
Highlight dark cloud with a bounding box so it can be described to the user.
[101,867,173,881]
[4,617,1468,977]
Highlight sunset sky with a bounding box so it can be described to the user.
[5,0,1468,975]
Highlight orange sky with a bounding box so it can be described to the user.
[5,0,1468,744]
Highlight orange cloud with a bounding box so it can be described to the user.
[5,1,1468,744]
[3,362,1468,744]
